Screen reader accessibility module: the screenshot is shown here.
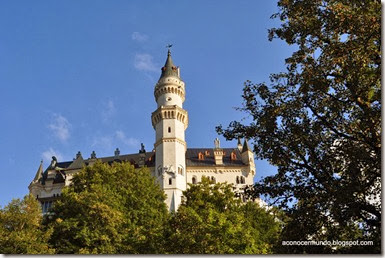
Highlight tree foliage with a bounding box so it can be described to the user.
[217,0,380,253]
[46,161,169,254]
[0,194,54,254]
[166,177,281,254]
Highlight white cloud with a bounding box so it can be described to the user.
[115,130,140,147]
[42,148,64,163]
[131,32,148,42]
[134,53,158,72]
[91,135,114,151]
[48,114,71,142]
[90,131,140,156]
[101,99,116,123]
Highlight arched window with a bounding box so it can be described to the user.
[198,152,204,160]
[236,176,240,184]
[168,127,171,133]
[169,178,172,185]
[240,176,245,184]
[231,151,237,160]
[178,166,184,175]
[211,176,216,184]
[192,176,197,184]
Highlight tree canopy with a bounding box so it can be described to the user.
[217,0,380,253]
[166,177,282,254]
[0,194,54,254]
[46,161,169,254]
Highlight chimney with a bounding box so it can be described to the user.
[139,143,146,167]
[213,138,224,165]
[76,151,82,159]
[114,148,120,158]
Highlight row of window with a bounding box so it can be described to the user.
[191,176,216,185]
[197,151,237,160]
[236,176,246,184]
[190,175,246,185]
[41,201,53,214]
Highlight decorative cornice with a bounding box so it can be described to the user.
[154,80,185,102]
[151,105,188,129]
[154,137,187,148]
[186,168,247,173]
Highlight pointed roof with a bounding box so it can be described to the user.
[169,190,176,212]
[242,138,251,153]
[33,160,43,182]
[159,49,179,80]
[67,151,84,170]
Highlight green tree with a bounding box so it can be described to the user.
[46,161,169,254]
[217,0,380,254]
[166,177,281,254]
[0,194,54,254]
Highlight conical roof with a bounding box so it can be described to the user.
[242,138,251,153]
[33,160,43,182]
[159,50,179,79]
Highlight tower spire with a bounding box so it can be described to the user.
[32,160,43,182]
[242,138,251,153]
[160,47,179,79]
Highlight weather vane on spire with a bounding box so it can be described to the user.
[166,44,173,50]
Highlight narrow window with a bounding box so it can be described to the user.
[192,176,197,185]
[211,176,216,184]
[169,178,172,185]
[198,152,204,160]
[236,176,240,184]
[168,127,171,133]
[231,152,237,160]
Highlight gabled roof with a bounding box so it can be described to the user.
[186,148,245,167]
[97,152,155,167]
[67,152,85,170]
[38,146,248,185]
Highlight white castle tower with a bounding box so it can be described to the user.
[29,48,257,215]
[151,49,188,212]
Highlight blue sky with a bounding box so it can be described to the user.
[0,0,294,207]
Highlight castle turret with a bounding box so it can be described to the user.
[151,49,188,212]
[241,139,256,177]
[237,137,243,151]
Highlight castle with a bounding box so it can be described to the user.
[29,50,256,212]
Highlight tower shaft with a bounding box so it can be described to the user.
[152,50,188,212]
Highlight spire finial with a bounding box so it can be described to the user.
[166,44,173,52]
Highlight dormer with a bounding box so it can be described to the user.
[231,151,237,161]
